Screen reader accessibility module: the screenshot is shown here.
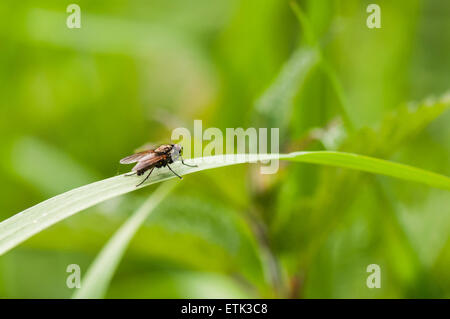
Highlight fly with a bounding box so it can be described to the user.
[119,144,197,187]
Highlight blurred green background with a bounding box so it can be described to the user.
[0,0,449,298]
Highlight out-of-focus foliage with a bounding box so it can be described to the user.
[0,0,449,298]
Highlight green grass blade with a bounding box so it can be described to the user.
[281,151,450,191]
[0,151,449,256]
[73,182,176,299]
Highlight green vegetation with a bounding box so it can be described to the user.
[0,0,449,298]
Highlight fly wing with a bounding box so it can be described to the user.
[132,154,167,172]
[119,150,155,164]
[154,144,172,154]
[134,142,159,153]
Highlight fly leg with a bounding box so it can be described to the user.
[136,167,154,187]
[125,171,137,177]
[167,164,183,179]
[181,156,197,168]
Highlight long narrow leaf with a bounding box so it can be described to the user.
[73,182,176,299]
[0,151,449,256]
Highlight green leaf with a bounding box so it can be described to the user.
[339,93,450,157]
[73,182,176,299]
[290,1,355,132]
[0,151,449,256]
[255,47,320,129]
[284,151,450,190]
